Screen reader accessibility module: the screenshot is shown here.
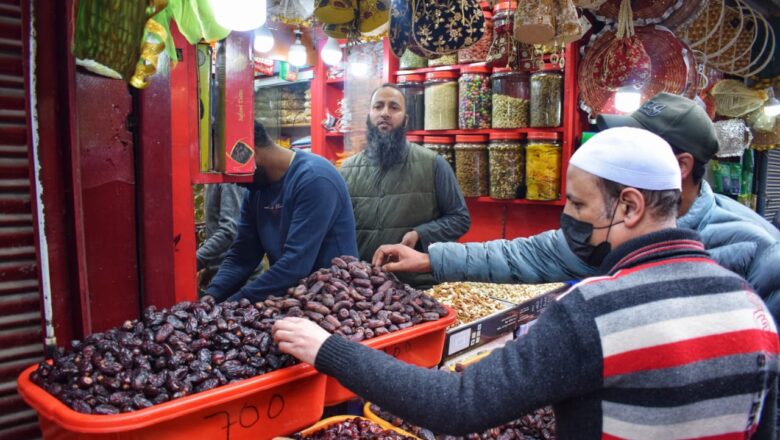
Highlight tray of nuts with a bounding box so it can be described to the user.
[481,283,566,305]
[426,283,520,360]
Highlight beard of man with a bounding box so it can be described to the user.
[364,115,408,172]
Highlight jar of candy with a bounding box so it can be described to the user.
[458,11,493,64]
[459,65,492,129]
[525,132,561,200]
[397,74,425,131]
[530,70,562,127]
[489,132,524,199]
[454,134,489,197]
[424,71,458,130]
[491,68,529,128]
[424,135,455,169]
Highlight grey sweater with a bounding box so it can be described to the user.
[315,229,779,439]
[196,184,245,271]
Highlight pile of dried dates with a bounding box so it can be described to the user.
[294,417,416,440]
[270,256,448,341]
[30,256,448,415]
[370,404,556,440]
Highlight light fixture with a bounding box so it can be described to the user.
[209,0,266,31]
[320,38,343,66]
[350,61,369,78]
[254,27,274,53]
[288,29,307,67]
[615,85,642,113]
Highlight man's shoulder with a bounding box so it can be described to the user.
[408,143,438,160]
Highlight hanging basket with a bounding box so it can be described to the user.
[678,0,725,49]
[72,0,148,80]
[591,0,651,91]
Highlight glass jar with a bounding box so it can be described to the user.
[397,74,425,131]
[454,134,489,197]
[525,132,561,201]
[530,70,562,127]
[428,53,458,67]
[424,135,455,169]
[489,132,524,199]
[458,11,493,64]
[459,65,492,129]
[424,71,458,130]
[487,2,517,67]
[399,50,427,69]
[491,68,529,128]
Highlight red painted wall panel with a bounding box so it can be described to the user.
[74,72,141,331]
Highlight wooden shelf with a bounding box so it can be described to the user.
[470,197,565,206]
[326,78,344,87]
[325,132,345,138]
[395,59,564,76]
[406,128,564,136]
[279,124,311,128]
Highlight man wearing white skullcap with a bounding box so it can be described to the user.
[274,127,779,438]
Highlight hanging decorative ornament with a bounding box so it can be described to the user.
[591,0,652,91]
[268,0,315,26]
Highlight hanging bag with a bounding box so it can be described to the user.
[314,0,357,25]
[513,0,555,45]
[410,0,485,56]
[591,0,652,90]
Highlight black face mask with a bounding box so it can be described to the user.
[560,204,624,268]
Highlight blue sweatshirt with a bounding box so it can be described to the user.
[206,151,358,302]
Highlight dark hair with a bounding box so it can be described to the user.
[671,147,705,184]
[254,120,271,148]
[597,178,680,221]
[370,83,407,110]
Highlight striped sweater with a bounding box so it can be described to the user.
[315,228,780,439]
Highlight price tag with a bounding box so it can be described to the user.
[204,394,285,440]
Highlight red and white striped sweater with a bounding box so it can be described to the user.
[315,228,780,439]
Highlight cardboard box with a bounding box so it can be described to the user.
[511,286,569,339]
[222,31,255,175]
[196,43,212,172]
[212,40,226,172]
[441,305,519,361]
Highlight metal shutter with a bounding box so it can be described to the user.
[0,0,43,438]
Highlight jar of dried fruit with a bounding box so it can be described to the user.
[424,71,458,130]
[530,70,562,127]
[491,68,529,128]
[454,134,489,197]
[489,131,524,199]
[525,132,561,200]
[424,135,456,169]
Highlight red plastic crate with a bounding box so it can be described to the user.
[17,362,325,440]
[324,306,456,406]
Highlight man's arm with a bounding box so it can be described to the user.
[197,184,245,270]
[278,298,598,435]
[206,191,265,302]
[413,156,471,250]
[429,229,598,283]
[233,176,345,302]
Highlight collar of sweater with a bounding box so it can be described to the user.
[600,228,709,275]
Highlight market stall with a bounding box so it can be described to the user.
[6,0,780,439]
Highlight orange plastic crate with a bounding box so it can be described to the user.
[324,305,456,406]
[299,415,418,438]
[17,362,325,440]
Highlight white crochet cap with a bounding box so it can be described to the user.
[570,127,681,191]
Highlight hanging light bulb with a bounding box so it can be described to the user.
[254,27,274,53]
[320,38,343,66]
[209,0,266,31]
[615,85,642,113]
[288,29,307,67]
[350,61,369,78]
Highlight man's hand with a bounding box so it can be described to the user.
[272,317,331,365]
[200,294,216,304]
[400,230,420,248]
[372,244,432,273]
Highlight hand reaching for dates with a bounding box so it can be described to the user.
[373,244,432,273]
[273,317,331,365]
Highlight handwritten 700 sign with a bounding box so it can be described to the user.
[203,394,285,440]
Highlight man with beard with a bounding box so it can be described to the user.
[339,84,470,288]
[202,120,358,303]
